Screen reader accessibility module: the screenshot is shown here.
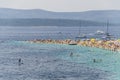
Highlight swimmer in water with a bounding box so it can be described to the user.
[70,52,73,57]
[93,59,102,63]
[18,58,23,66]
[88,49,94,52]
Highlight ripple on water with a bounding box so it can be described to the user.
[0,41,117,80]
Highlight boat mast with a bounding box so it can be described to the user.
[79,21,81,35]
[106,20,109,35]
[106,20,109,36]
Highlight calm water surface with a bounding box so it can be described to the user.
[0,41,116,80]
[0,26,120,80]
[0,26,120,40]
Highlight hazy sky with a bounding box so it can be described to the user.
[0,0,120,12]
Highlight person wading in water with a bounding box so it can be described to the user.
[70,52,73,57]
[18,58,23,66]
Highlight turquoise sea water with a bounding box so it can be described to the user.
[58,45,120,80]
[0,40,120,80]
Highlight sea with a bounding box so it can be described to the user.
[0,26,120,80]
[0,26,120,40]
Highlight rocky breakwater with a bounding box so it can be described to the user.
[27,39,120,52]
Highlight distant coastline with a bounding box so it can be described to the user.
[0,8,119,26]
[0,19,106,26]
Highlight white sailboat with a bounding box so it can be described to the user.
[75,22,87,39]
[102,20,115,40]
[95,30,105,35]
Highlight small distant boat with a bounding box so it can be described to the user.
[92,20,115,40]
[69,43,77,45]
[69,41,77,45]
[102,33,115,40]
[101,20,115,40]
[76,34,87,38]
[95,30,105,35]
[75,22,87,39]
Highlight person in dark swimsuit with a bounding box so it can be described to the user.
[70,52,73,57]
[18,58,22,66]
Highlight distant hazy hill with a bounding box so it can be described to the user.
[0,19,106,26]
[0,8,119,26]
